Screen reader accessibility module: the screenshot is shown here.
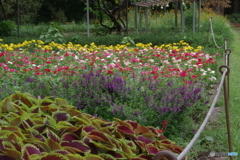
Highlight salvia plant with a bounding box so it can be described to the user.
[0,69,208,137]
[0,92,184,160]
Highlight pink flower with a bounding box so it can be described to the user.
[46,61,51,64]
[180,71,187,77]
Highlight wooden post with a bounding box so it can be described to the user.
[17,0,20,38]
[192,0,196,33]
[174,0,178,28]
[198,0,201,31]
[86,0,90,37]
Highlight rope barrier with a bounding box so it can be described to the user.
[154,17,232,160]
[209,17,225,49]
[154,65,230,160]
[177,66,229,160]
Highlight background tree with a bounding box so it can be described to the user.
[0,0,43,24]
[92,0,130,34]
[202,0,231,14]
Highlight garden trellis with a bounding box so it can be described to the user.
[84,0,203,36]
[132,0,202,33]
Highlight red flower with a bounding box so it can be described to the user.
[150,70,157,74]
[156,129,163,133]
[107,70,114,74]
[46,61,51,64]
[191,75,197,78]
[153,75,159,79]
[180,71,187,77]
[35,72,41,75]
[45,69,51,72]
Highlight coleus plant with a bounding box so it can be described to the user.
[0,92,184,160]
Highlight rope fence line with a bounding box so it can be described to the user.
[153,17,233,160]
[210,17,225,49]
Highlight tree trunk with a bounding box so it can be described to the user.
[233,0,240,13]
[0,0,7,20]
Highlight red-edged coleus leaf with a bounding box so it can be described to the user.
[87,130,109,143]
[40,153,68,160]
[114,118,133,129]
[22,144,41,160]
[33,124,48,134]
[170,144,184,154]
[72,126,83,136]
[138,154,152,160]
[98,153,115,160]
[1,147,21,159]
[90,141,115,152]
[61,133,79,142]
[134,140,146,152]
[83,137,98,154]
[102,122,113,127]
[46,129,60,143]
[145,144,159,155]
[47,138,62,151]
[125,120,139,130]
[117,125,134,135]
[0,139,4,151]
[146,126,159,136]
[0,155,15,160]
[130,158,147,160]
[73,117,91,126]
[137,135,153,144]
[23,138,50,152]
[30,107,40,113]
[55,98,69,106]
[83,125,96,133]
[31,130,45,142]
[84,154,105,160]
[134,126,152,135]
[107,151,124,159]
[52,111,70,122]
[53,150,70,155]
[61,140,90,153]
[118,139,133,154]
[1,126,21,132]
[65,154,85,160]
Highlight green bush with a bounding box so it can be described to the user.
[0,20,16,36]
[227,13,240,23]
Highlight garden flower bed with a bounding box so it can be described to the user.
[0,40,219,83]
[0,39,219,145]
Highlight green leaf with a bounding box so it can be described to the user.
[204,136,214,142]
[55,98,69,106]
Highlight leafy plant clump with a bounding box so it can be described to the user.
[0,92,184,160]
[39,26,66,44]
[0,20,16,37]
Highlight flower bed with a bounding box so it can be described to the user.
[0,40,219,84]
[0,40,218,138]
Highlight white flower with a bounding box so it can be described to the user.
[148,59,154,62]
[206,54,210,59]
